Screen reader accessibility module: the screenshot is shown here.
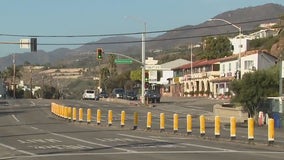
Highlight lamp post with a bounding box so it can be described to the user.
[125,16,146,104]
[209,18,242,79]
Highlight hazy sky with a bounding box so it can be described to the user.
[0,0,283,57]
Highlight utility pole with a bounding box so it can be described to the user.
[12,54,16,98]
[279,53,283,97]
[141,22,146,104]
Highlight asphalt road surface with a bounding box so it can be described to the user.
[0,98,283,160]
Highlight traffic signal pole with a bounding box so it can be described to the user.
[141,23,146,104]
[102,22,147,104]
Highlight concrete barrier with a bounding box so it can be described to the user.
[213,104,248,123]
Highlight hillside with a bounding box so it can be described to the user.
[0,3,283,70]
[148,3,284,50]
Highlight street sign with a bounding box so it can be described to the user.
[115,59,133,64]
[20,39,30,49]
[145,65,161,70]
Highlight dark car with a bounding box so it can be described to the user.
[144,90,161,103]
[99,91,109,98]
[123,91,137,100]
[111,88,124,98]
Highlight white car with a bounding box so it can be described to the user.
[82,90,98,100]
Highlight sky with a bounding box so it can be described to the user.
[0,0,284,57]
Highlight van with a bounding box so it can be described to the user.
[82,90,98,100]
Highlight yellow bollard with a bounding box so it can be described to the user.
[64,107,68,119]
[215,116,221,138]
[147,112,152,130]
[230,117,237,140]
[68,107,72,121]
[133,112,138,130]
[200,115,206,136]
[121,111,126,127]
[108,110,113,126]
[97,109,101,125]
[248,118,254,141]
[268,118,275,144]
[72,107,77,121]
[173,113,178,133]
[87,108,92,124]
[79,108,83,122]
[187,114,192,135]
[160,113,165,132]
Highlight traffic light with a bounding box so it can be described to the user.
[96,48,103,60]
[30,38,37,52]
[145,72,149,82]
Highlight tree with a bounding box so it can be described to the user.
[130,69,141,81]
[230,66,278,117]
[108,55,117,76]
[199,36,232,60]
[100,67,110,91]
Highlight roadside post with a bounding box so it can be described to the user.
[187,114,192,135]
[160,113,165,132]
[230,117,237,140]
[215,116,221,138]
[268,118,275,145]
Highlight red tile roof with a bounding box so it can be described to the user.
[173,50,274,70]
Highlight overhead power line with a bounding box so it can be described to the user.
[0,16,281,46]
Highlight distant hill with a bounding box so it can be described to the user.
[147,3,284,50]
[0,3,283,70]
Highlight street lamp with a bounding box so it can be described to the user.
[125,16,146,104]
[208,18,242,79]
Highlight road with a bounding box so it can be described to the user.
[0,98,283,160]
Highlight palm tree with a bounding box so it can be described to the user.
[108,55,117,76]
[1,66,22,97]
[100,67,110,91]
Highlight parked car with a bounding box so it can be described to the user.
[144,90,161,103]
[111,88,124,98]
[82,89,99,100]
[123,91,138,100]
[99,91,109,98]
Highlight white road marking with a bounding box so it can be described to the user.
[49,132,137,153]
[30,126,39,130]
[11,114,20,122]
[118,133,166,142]
[119,133,235,151]
[1,150,284,159]
[30,101,36,106]
[0,142,36,156]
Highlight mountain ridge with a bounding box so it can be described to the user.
[0,3,283,70]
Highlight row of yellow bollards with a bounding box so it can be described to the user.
[51,103,275,144]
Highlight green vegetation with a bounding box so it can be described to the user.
[249,36,279,50]
[198,36,233,60]
[230,66,279,117]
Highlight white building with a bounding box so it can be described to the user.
[229,34,250,54]
[229,29,280,55]
[212,50,277,97]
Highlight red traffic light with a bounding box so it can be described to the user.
[96,48,103,60]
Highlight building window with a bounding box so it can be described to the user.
[222,64,225,73]
[229,63,231,72]
[244,60,254,70]
[236,62,238,70]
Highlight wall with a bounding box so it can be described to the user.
[213,104,248,123]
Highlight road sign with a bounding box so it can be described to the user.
[145,65,161,70]
[115,59,133,64]
[20,39,30,49]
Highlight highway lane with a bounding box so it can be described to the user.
[0,99,283,160]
